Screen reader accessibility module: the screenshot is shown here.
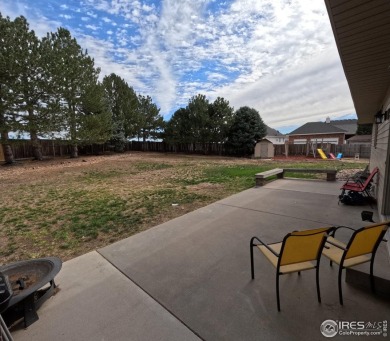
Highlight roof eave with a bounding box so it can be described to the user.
[325,0,390,124]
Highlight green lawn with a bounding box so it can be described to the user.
[0,153,367,262]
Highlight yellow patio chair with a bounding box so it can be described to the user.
[250,227,333,311]
[322,221,389,305]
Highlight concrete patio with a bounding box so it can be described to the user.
[11,179,390,341]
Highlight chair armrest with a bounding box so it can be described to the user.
[326,239,347,251]
[250,236,280,258]
[345,176,360,185]
[331,225,356,238]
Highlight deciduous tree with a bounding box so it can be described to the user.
[356,123,373,135]
[226,106,267,156]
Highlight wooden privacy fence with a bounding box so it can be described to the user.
[5,140,227,159]
[274,144,371,158]
[4,139,371,159]
[335,144,371,158]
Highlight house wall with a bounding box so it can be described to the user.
[289,133,345,145]
[370,120,389,214]
[370,85,390,217]
[266,136,288,145]
[369,86,390,255]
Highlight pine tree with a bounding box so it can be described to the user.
[208,97,234,153]
[9,16,58,160]
[42,27,102,158]
[187,94,210,146]
[77,82,112,145]
[0,14,18,163]
[135,95,163,142]
[164,108,191,144]
[103,73,138,152]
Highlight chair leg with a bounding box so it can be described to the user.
[338,267,344,305]
[370,257,376,294]
[276,272,281,311]
[316,266,321,303]
[250,239,255,279]
[298,271,301,276]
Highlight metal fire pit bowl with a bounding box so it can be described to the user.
[0,257,62,328]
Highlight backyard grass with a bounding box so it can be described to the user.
[0,152,368,263]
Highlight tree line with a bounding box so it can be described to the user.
[164,95,267,155]
[0,14,267,164]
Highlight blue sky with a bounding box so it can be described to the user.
[2,0,356,134]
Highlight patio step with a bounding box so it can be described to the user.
[346,268,390,298]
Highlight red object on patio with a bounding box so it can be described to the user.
[340,167,378,196]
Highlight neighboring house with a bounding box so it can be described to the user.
[325,0,390,249]
[346,135,372,145]
[265,126,287,145]
[288,118,357,145]
[330,119,358,139]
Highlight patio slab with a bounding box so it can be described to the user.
[11,251,200,341]
[99,180,390,341]
[11,179,390,341]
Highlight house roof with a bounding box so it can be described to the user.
[259,138,273,144]
[325,0,390,124]
[266,125,284,136]
[289,122,347,135]
[330,119,357,135]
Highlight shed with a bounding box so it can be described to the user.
[254,138,274,158]
[0,144,5,162]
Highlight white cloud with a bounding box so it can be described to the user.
[207,72,227,82]
[1,0,355,127]
[85,24,99,31]
[59,14,73,20]
[0,2,60,37]
[212,46,354,129]
[77,35,145,90]
[86,11,98,18]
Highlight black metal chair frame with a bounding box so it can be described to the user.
[250,229,330,311]
[325,223,389,305]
